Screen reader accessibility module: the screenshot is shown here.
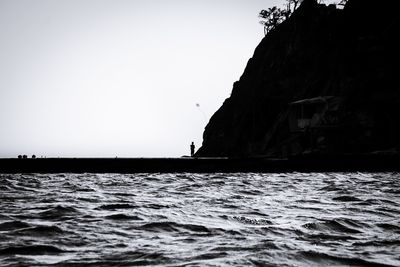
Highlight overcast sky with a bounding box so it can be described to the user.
[0,0,287,158]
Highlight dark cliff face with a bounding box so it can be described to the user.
[196,0,400,157]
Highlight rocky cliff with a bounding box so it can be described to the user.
[196,0,400,157]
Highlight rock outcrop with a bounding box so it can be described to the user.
[196,0,400,157]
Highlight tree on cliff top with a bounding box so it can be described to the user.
[259,0,349,35]
[259,7,286,35]
[259,0,303,35]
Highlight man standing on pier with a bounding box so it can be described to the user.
[190,142,195,157]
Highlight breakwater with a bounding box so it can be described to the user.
[1,155,399,173]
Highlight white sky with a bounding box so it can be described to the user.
[0,0,286,158]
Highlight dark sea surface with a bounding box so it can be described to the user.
[0,173,399,267]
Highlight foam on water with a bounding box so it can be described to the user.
[0,172,399,266]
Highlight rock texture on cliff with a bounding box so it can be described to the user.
[196,0,400,157]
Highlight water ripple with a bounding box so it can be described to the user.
[0,172,399,266]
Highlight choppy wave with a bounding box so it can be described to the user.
[0,172,399,266]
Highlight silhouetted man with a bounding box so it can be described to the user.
[190,142,195,157]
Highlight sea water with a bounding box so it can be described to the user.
[0,173,399,266]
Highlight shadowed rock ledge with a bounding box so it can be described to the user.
[196,0,400,158]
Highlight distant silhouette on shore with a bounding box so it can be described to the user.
[190,142,195,157]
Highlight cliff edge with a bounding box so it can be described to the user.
[196,0,400,157]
